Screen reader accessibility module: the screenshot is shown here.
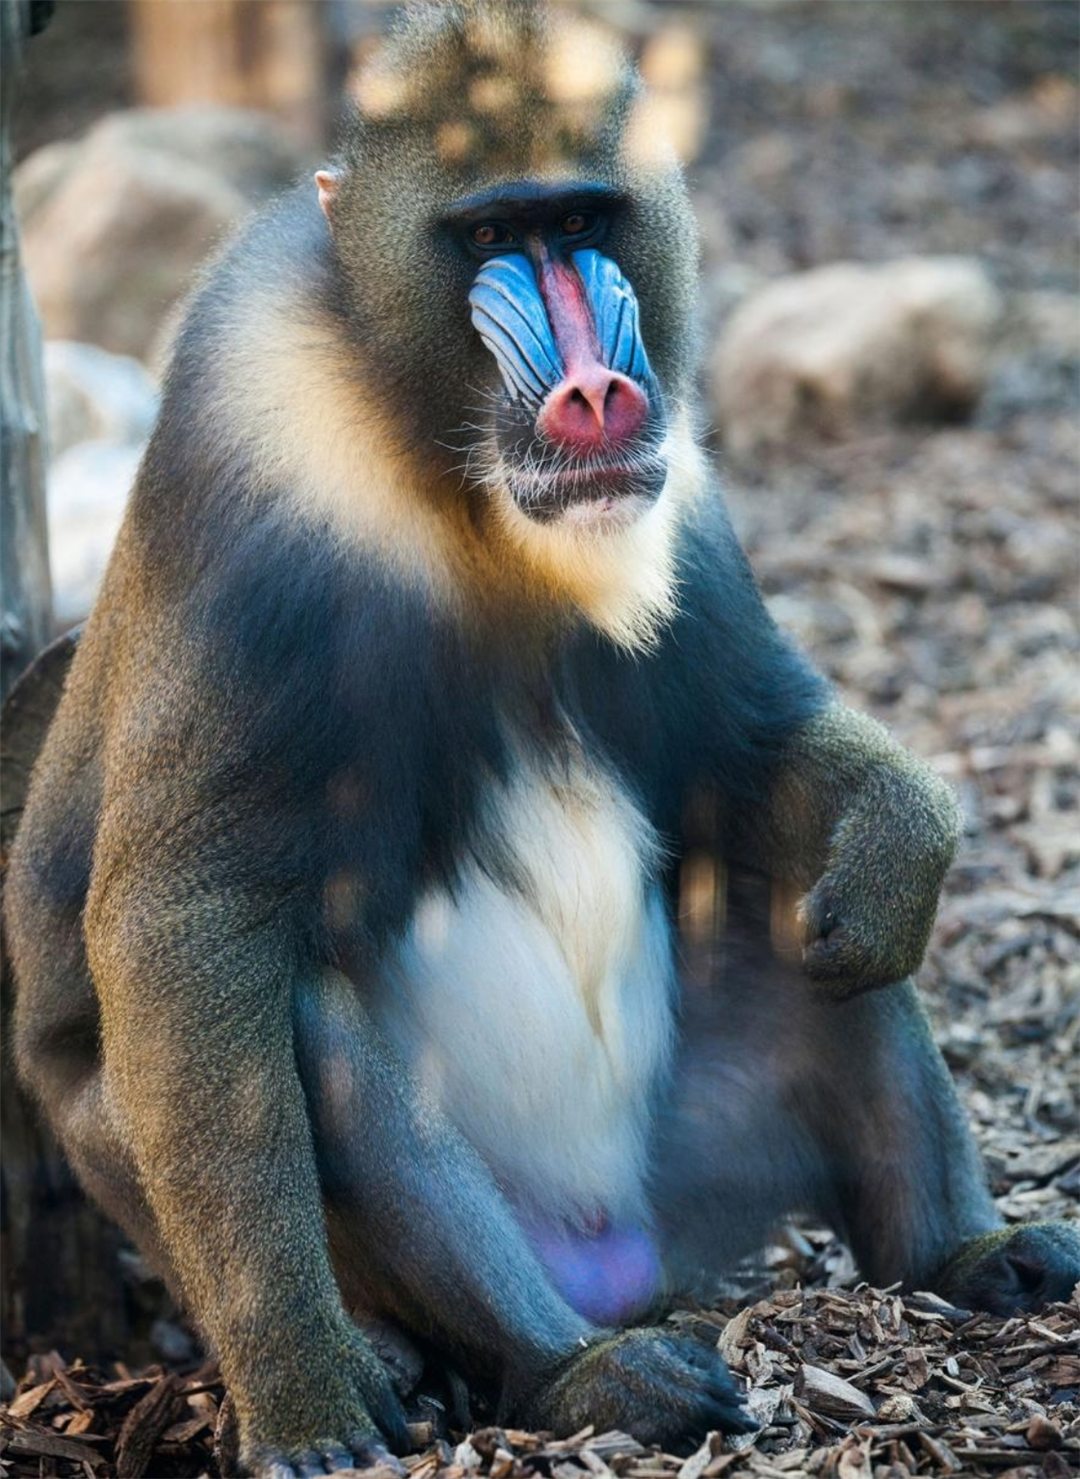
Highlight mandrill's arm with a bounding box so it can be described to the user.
[671,499,961,999]
[743,703,962,996]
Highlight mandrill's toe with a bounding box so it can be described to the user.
[256,1442,405,1479]
[935,1222,1080,1315]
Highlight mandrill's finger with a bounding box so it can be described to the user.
[804,935,897,995]
[296,1455,329,1478]
[803,926,858,982]
[347,1439,408,1476]
[359,1382,412,1454]
[800,880,899,994]
[800,880,841,945]
[705,1365,757,1431]
[663,1336,758,1439]
[697,1379,757,1435]
[709,1397,758,1436]
[321,1445,366,1474]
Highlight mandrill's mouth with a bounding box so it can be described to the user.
[504,446,669,526]
[489,382,671,529]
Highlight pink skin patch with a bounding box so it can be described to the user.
[535,247,648,455]
[523,1211,663,1325]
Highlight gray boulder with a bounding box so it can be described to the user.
[44,341,158,460]
[713,257,1003,460]
[16,108,308,363]
[48,440,142,626]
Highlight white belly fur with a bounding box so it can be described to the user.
[372,747,676,1226]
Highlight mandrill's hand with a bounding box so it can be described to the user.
[511,1327,755,1450]
[771,707,963,998]
[238,1325,410,1479]
[800,761,960,995]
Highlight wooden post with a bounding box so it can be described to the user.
[0,0,52,706]
[128,0,332,149]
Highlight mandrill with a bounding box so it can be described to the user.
[6,2,1078,1475]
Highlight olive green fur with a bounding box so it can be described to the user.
[754,703,963,995]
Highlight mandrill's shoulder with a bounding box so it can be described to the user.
[149,186,336,447]
[127,184,338,523]
[171,183,335,348]
[125,190,412,601]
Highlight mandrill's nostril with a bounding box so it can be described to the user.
[538,365,648,454]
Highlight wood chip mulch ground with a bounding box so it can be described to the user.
[3,1283,1078,1479]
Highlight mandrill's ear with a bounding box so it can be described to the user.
[314,170,339,222]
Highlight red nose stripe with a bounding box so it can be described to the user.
[536,248,648,453]
[536,250,602,373]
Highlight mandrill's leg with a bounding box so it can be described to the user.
[657,899,1079,1314]
[292,971,593,1375]
[11,915,181,1291]
[802,981,1001,1285]
[803,982,1080,1312]
[19,1053,180,1290]
[18,1026,428,1397]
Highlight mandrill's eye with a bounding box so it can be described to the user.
[561,212,597,238]
[472,222,515,249]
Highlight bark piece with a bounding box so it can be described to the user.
[795,1363,877,1421]
[114,1374,182,1479]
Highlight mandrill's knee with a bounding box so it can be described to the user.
[12,988,99,1107]
[13,1011,71,1106]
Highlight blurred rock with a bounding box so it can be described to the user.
[42,342,159,623]
[16,108,308,362]
[44,341,158,461]
[12,138,71,222]
[638,24,710,165]
[82,108,310,201]
[20,144,240,362]
[1017,291,1080,361]
[48,440,141,626]
[150,1318,197,1364]
[965,75,1079,148]
[713,257,1003,460]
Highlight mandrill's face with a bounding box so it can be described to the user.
[455,180,669,528]
[325,4,700,541]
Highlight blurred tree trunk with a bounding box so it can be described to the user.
[129,0,331,148]
[1,0,51,704]
[1,0,136,1369]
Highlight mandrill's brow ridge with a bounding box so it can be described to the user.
[443,179,626,226]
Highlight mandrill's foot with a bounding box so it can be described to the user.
[239,1327,410,1478]
[250,1435,405,1479]
[510,1327,755,1450]
[933,1222,1080,1315]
